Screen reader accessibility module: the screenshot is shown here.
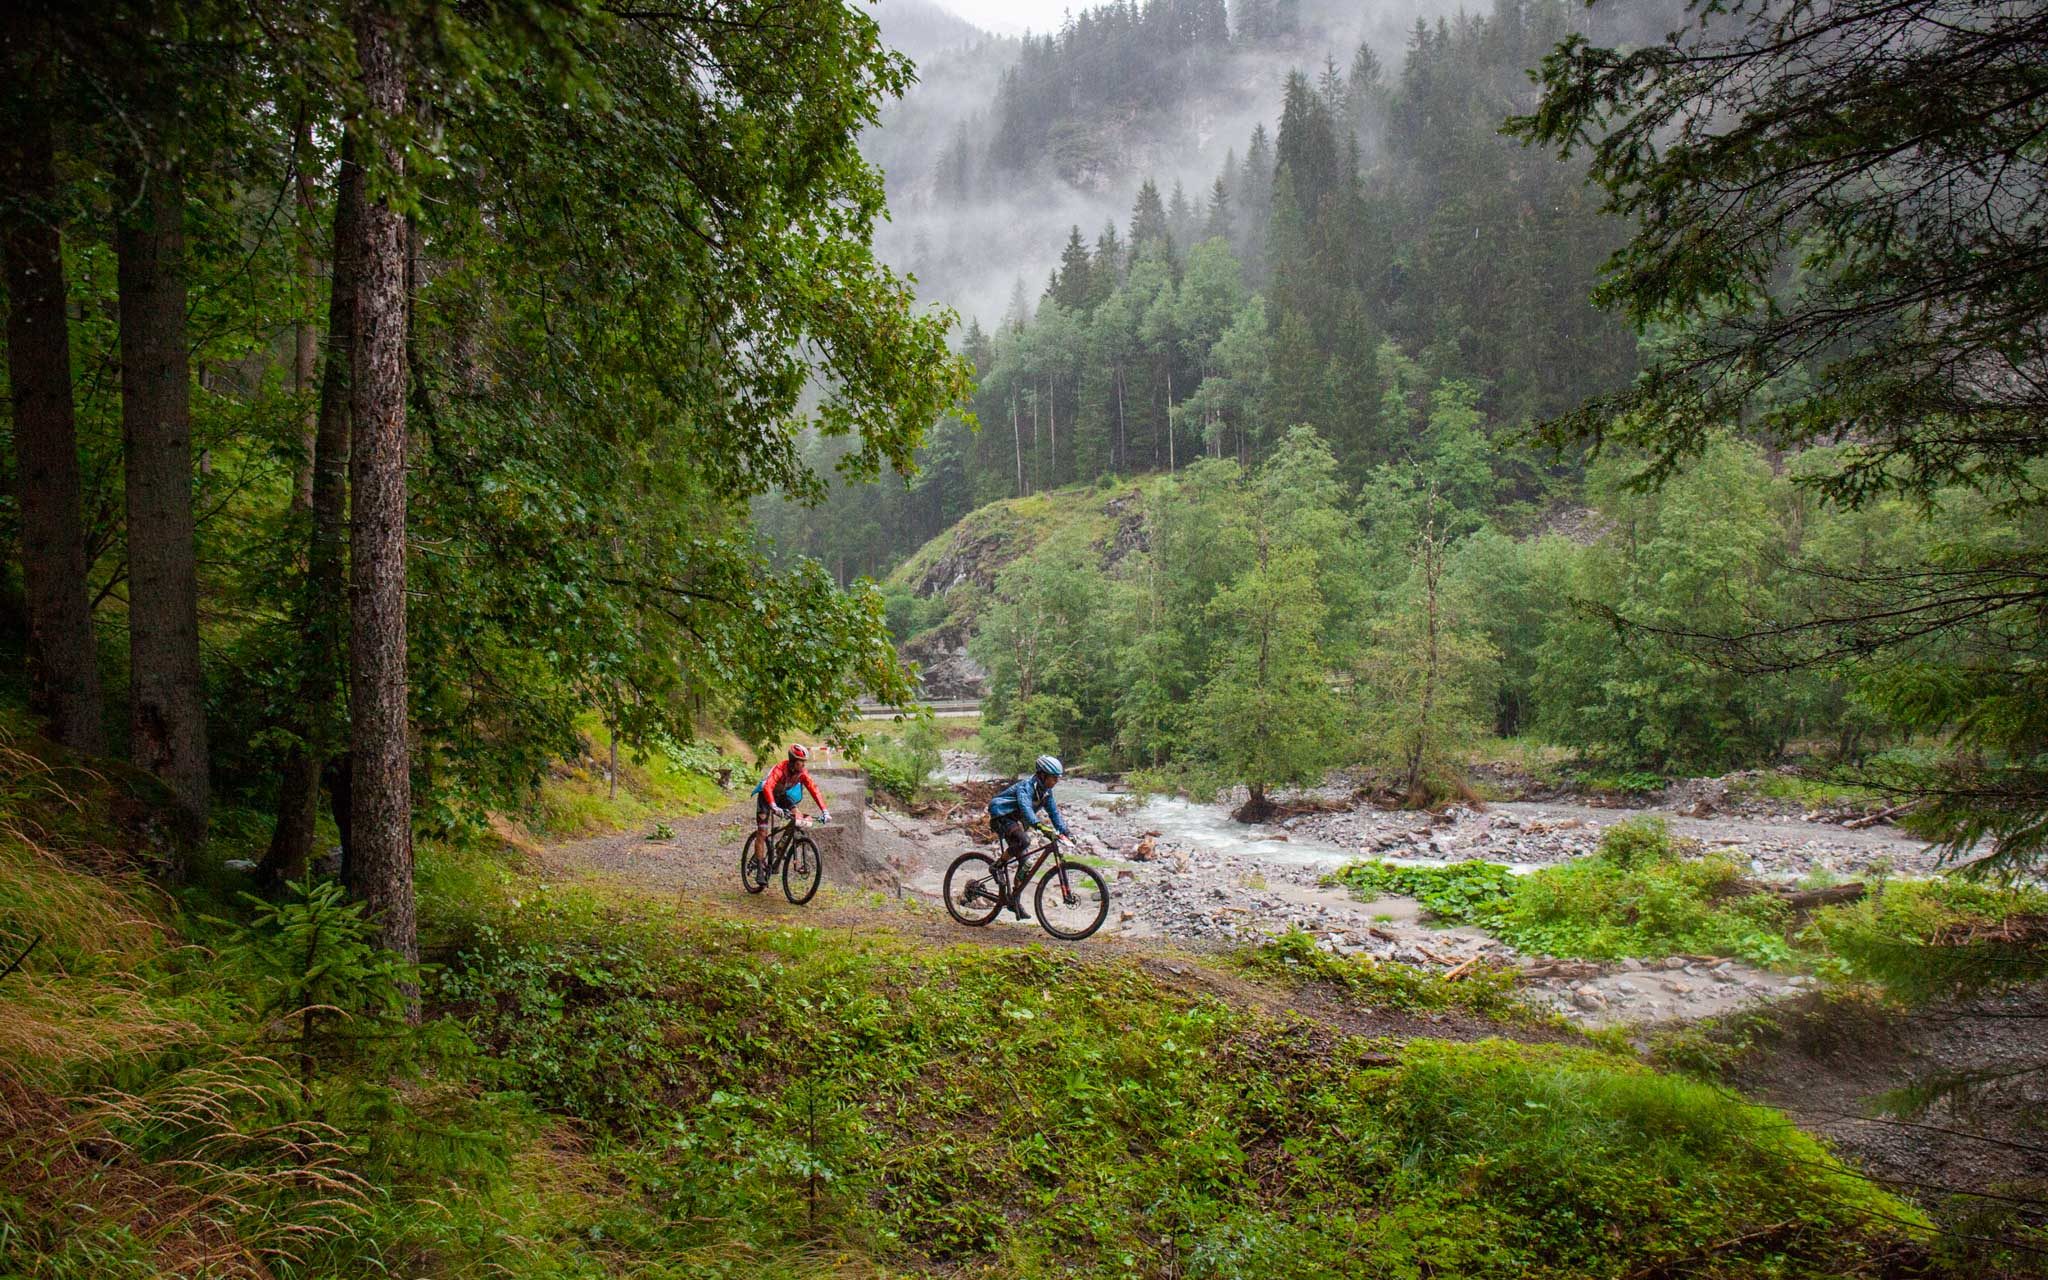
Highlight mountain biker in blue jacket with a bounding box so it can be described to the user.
[986,754,1071,920]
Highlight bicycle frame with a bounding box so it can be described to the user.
[1001,837,1080,901]
[760,815,807,868]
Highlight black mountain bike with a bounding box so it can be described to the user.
[741,812,823,905]
[943,829,1110,940]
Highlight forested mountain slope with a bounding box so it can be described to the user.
[768,0,1666,581]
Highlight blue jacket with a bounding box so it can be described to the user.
[988,774,1070,837]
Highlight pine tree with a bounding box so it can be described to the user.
[346,0,417,989]
[263,131,366,886]
[1275,70,1340,217]
[1202,175,1231,242]
[1166,179,1194,247]
[1053,224,1092,309]
[1316,53,1347,119]
[117,39,210,833]
[1128,177,1171,262]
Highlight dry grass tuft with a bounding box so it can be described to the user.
[3,1052,369,1276]
[1,734,185,1085]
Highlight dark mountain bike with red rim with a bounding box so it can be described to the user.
[943,827,1109,940]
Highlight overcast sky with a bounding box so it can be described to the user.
[934,0,1075,35]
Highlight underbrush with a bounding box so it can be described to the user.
[1,721,1945,1278]
[1329,819,2047,978]
[520,713,729,839]
[438,891,1926,1277]
[1231,927,1532,1021]
[1729,771,1886,809]
[1568,768,1670,797]
[0,725,549,1278]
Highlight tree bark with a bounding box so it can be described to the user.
[290,112,321,512]
[1165,364,1175,471]
[1046,375,1056,484]
[1115,364,1127,473]
[2,96,105,754]
[347,0,416,983]
[118,150,209,832]
[262,131,364,888]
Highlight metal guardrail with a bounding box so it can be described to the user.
[855,698,982,718]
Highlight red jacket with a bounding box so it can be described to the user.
[756,759,826,812]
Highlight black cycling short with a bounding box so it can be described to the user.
[990,813,1030,860]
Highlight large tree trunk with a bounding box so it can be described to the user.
[346,0,417,984]
[117,152,209,832]
[261,131,364,888]
[2,97,106,755]
[289,112,321,512]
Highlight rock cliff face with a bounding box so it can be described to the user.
[903,621,989,699]
[907,513,1020,598]
[889,485,1151,701]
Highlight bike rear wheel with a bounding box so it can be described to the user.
[1035,861,1110,940]
[782,834,822,905]
[740,832,770,894]
[942,852,1005,927]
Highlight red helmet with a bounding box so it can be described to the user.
[788,743,810,763]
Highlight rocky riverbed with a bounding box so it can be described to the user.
[892,757,1938,1026]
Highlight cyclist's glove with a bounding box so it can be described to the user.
[819,809,832,823]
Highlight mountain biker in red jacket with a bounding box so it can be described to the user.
[752,745,830,871]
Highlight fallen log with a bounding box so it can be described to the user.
[1725,879,1867,911]
[1777,882,1867,910]
[1843,803,1915,830]
[1519,959,1603,982]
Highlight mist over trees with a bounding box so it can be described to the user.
[766,0,1634,578]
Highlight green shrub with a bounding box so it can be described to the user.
[1804,877,2048,998]
[1572,768,1669,795]
[1328,820,1801,966]
[1596,816,1676,869]
[863,718,941,804]
[1234,928,1528,1019]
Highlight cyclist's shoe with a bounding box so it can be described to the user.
[1007,889,1031,921]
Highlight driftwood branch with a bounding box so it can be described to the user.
[0,934,42,981]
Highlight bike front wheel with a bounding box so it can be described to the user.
[1035,861,1110,940]
[740,832,770,895]
[782,834,822,905]
[942,852,1005,927]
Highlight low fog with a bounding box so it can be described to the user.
[864,0,1552,329]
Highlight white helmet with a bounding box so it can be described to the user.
[1034,754,1064,778]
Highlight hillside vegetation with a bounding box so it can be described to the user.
[1,717,1941,1280]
